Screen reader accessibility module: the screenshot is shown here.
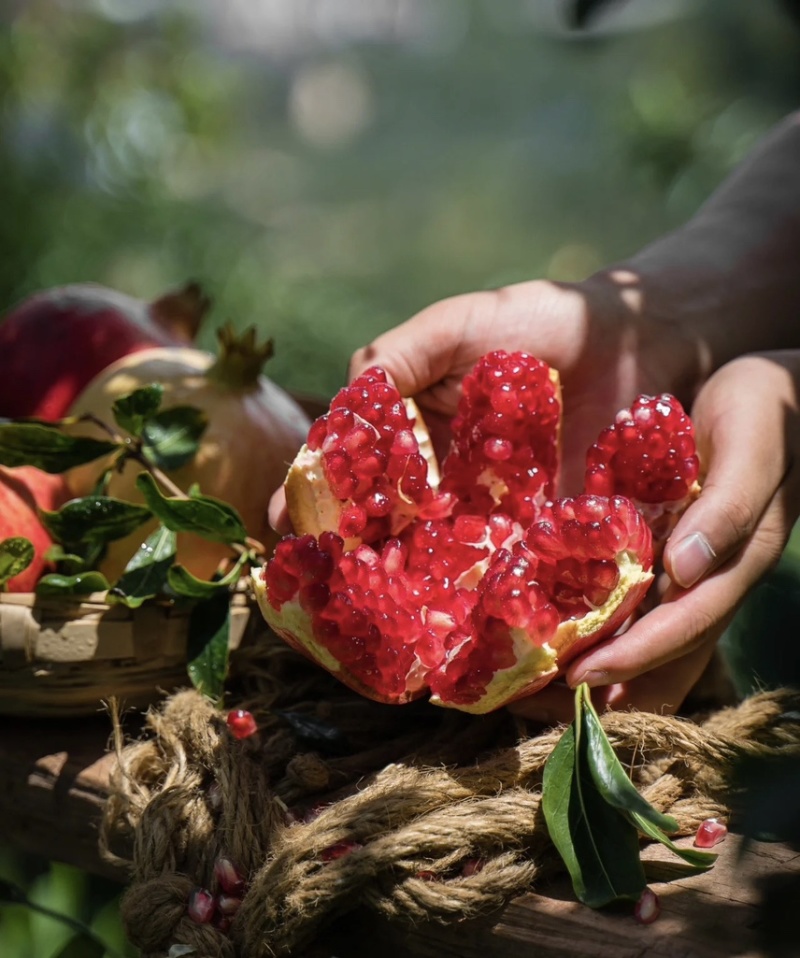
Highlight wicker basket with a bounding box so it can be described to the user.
[0,589,255,717]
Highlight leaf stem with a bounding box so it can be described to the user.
[78,413,266,560]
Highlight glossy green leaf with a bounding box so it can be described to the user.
[0,421,119,473]
[577,685,717,869]
[43,544,88,575]
[0,878,119,958]
[111,383,164,437]
[0,536,35,586]
[542,717,646,908]
[141,405,208,472]
[135,472,247,544]
[167,553,248,599]
[578,684,679,833]
[107,525,177,608]
[186,591,230,703]
[35,571,111,596]
[630,811,717,868]
[41,496,152,546]
[52,936,106,958]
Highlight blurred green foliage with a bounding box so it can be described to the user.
[1,1,798,955]
[1,0,798,400]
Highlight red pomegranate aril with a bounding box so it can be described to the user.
[694,818,728,848]
[214,857,247,896]
[320,841,363,862]
[217,894,243,917]
[260,350,696,713]
[634,887,660,924]
[586,393,699,505]
[226,709,258,740]
[187,887,216,924]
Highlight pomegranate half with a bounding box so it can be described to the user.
[253,352,698,714]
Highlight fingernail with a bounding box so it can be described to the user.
[670,532,716,589]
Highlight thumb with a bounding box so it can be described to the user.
[664,385,786,591]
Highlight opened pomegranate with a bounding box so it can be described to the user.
[254,353,699,713]
[0,466,69,592]
[0,282,208,420]
[66,327,311,580]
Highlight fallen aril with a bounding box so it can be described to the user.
[0,282,207,421]
[254,352,699,714]
[187,887,216,924]
[226,709,258,740]
[694,817,728,848]
[213,856,247,896]
[633,887,660,924]
[320,841,363,862]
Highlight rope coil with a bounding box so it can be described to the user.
[101,636,800,958]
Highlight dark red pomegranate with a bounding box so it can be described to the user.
[0,282,207,420]
[252,351,703,713]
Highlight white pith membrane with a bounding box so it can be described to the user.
[285,397,440,548]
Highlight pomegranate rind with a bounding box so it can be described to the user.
[427,552,652,714]
[285,397,440,548]
[251,573,426,705]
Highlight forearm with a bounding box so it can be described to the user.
[591,111,800,384]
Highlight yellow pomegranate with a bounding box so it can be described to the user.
[66,326,311,581]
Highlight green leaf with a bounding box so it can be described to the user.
[43,544,89,575]
[186,591,230,703]
[577,685,717,870]
[111,383,164,437]
[36,571,111,596]
[630,811,717,869]
[578,684,679,833]
[107,525,177,608]
[41,496,152,546]
[135,472,247,544]
[0,537,35,586]
[542,715,646,908]
[142,405,208,472]
[0,421,119,472]
[52,935,106,958]
[167,553,248,600]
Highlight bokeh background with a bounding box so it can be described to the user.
[1,0,799,954]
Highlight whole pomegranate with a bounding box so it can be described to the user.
[0,282,208,420]
[66,326,311,581]
[254,353,701,714]
[0,466,69,592]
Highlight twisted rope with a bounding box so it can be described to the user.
[101,637,800,958]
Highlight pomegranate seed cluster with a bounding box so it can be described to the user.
[440,351,560,523]
[307,367,445,540]
[585,394,699,503]
[259,352,699,712]
[520,495,653,615]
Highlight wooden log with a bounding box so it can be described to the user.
[0,716,797,956]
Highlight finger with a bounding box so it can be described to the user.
[665,358,795,589]
[507,680,575,726]
[586,638,718,715]
[268,486,291,535]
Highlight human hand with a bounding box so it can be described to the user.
[511,351,800,723]
[269,275,698,532]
